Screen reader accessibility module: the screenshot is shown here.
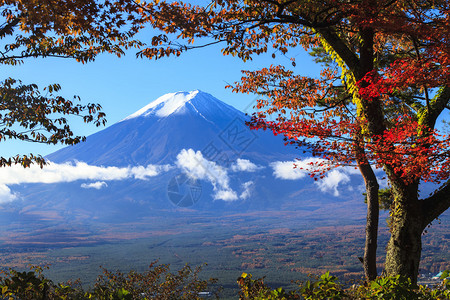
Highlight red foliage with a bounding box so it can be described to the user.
[135,0,450,191]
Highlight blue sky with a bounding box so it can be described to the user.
[2,38,319,159]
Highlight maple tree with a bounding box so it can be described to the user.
[138,0,450,282]
[0,0,144,167]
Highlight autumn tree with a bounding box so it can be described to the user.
[0,0,145,167]
[137,0,450,282]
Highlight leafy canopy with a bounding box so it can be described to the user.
[137,0,450,185]
[0,0,145,167]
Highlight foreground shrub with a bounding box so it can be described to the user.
[0,265,448,299]
[237,270,450,300]
[0,263,217,299]
[90,262,218,299]
[349,270,449,300]
[0,265,85,299]
[299,272,347,300]
[237,272,299,300]
[237,271,346,300]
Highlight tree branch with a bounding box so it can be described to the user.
[0,16,20,37]
[316,28,361,78]
[421,180,450,228]
[244,15,341,30]
[419,86,450,129]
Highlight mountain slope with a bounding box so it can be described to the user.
[47,90,295,166]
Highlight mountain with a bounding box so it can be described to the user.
[47,90,297,166]
[2,90,367,227]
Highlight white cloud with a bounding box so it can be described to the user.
[315,169,350,196]
[270,158,374,196]
[214,189,238,201]
[176,149,229,188]
[176,148,238,202]
[131,165,172,180]
[270,158,326,180]
[0,161,171,202]
[341,166,362,175]
[0,184,17,204]
[240,181,254,200]
[0,161,170,185]
[0,162,123,184]
[81,181,108,190]
[231,159,263,172]
[271,161,307,180]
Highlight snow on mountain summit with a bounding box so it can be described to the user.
[125,90,199,119]
[123,90,239,121]
[47,90,252,166]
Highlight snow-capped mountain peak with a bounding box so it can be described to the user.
[122,90,242,123]
[124,90,201,120]
[48,89,253,166]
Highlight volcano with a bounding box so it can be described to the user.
[47,90,298,166]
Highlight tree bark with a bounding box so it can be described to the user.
[361,164,380,281]
[422,180,450,227]
[355,139,380,281]
[384,182,423,284]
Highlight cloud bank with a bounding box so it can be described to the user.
[0,149,379,205]
[0,148,263,204]
[0,162,171,185]
[0,162,172,203]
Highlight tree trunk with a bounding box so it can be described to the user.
[359,162,379,281]
[384,184,423,284]
[364,178,379,281]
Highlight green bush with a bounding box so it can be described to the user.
[236,272,299,300]
[0,265,85,299]
[352,275,420,299]
[299,272,346,299]
[349,271,450,300]
[237,270,450,300]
